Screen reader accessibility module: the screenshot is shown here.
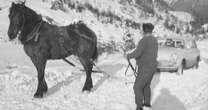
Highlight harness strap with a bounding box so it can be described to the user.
[60,38,108,74]
[22,20,43,43]
[62,58,75,67]
[73,29,94,42]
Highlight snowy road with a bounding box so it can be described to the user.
[0,41,208,110]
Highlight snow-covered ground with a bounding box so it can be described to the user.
[0,40,208,110]
[0,0,208,110]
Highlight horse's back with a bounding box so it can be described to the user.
[35,23,71,59]
[67,22,97,41]
[32,21,98,60]
[66,22,98,59]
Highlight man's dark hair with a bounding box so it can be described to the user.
[142,23,154,33]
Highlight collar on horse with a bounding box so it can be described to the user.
[21,20,43,44]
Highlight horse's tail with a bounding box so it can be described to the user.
[92,44,98,61]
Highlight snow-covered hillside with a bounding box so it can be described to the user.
[0,0,196,43]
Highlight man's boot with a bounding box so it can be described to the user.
[143,103,151,107]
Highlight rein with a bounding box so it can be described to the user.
[125,59,137,77]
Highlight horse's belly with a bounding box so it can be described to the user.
[50,42,69,59]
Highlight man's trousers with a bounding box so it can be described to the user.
[133,67,156,108]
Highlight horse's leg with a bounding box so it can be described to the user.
[79,57,93,91]
[31,57,48,98]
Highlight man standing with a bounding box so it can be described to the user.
[127,23,158,110]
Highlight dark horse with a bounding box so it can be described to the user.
[7,2,98,98]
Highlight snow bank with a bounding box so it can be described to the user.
[197,39,208,59]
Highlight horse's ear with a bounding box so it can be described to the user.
[12,2,15,6]
[22,0,26,5]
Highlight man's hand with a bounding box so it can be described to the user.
[126,54,131,60]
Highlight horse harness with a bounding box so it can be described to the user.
[58,25,90,57]
[19,16,107,75]
[21,20,43,43]
[57,24,108,75]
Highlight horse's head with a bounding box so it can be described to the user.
[7,2,25,40]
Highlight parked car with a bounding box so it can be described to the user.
[157,37,200,75]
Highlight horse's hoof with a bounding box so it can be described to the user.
[82,86,92,92]
[33,92,43,98]
[43,86,48,93]
[42,82,48,93]
[82,89,91,92]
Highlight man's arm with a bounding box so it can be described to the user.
[127,38,146,59]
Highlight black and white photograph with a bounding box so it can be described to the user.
[0,0,208,110]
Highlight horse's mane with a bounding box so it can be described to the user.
[10,3,42,23]
[67,20,91,32]
[68,21,85,28]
